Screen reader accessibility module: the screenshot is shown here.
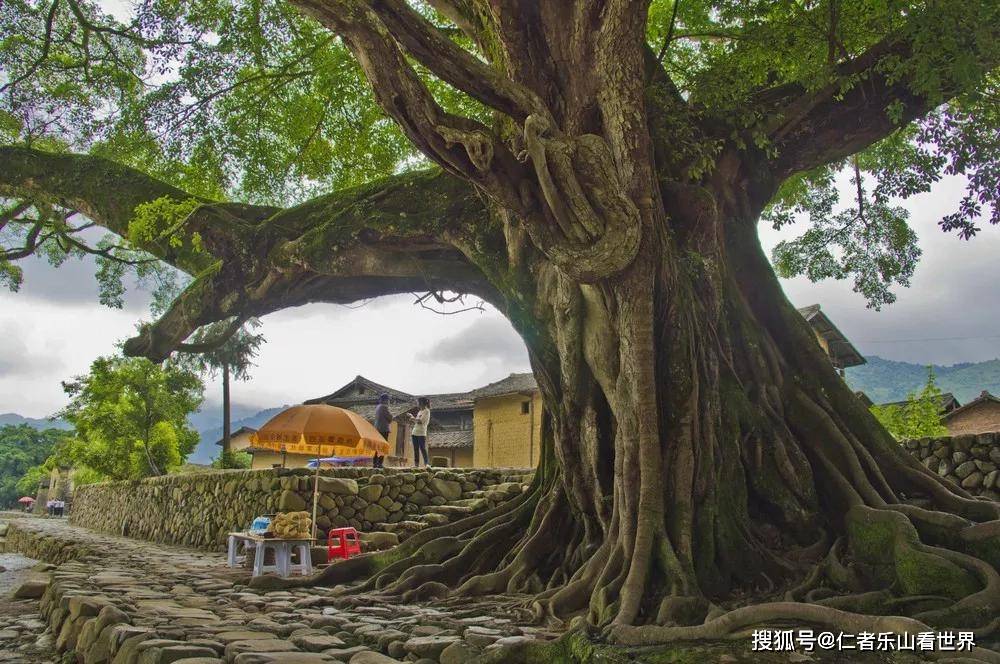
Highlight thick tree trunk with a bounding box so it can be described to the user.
[256,169,999,650]
[222,363,231,460]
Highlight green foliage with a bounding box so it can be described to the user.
[67,465,105,487]
[0,0,998,310]
[0,424,66,507]
[14,463,50,499]
[179,317,266,382]
[212,450,252,470]
[58,355,204,479]
[769,162,921,309]
[869,369,948,441]
[128,196,204,251]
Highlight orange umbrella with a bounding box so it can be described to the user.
[250,404,389,537]
[250,404,389,458]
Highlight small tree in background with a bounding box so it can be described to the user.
[870,368,949,441]
[180,318,264,468]
[0,424,65,507]
[60,355,203,478]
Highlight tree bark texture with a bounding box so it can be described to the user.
[2,0,999,656]
[222,363,232,459]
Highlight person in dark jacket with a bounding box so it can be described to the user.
[374,393,393,442]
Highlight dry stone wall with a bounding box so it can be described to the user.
[903,432,1000,500]
[69,467,531,550]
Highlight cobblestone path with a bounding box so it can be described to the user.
[0,515,556,664]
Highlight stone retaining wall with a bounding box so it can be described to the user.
[902,432,1000,500]
[69,467,531,550]
[0,516,95,565]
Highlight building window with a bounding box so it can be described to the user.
[521,401,530,415]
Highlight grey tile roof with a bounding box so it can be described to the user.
[427,429,474,448]
[213,425,258,447]
[880,392,962,413]
[942,391,1000,422]
[796,303,866,369]
[304,375,414,406]
[471,373,538,399]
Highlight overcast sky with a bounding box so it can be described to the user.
[2,170,998,418]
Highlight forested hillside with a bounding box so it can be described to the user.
[846,356,1000,404]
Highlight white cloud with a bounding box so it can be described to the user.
[759,174,1000,366]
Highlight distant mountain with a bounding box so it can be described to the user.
[846,356,1000,404]
[1,402,286,465]
[187,404,291,463]
[0,413,71,430]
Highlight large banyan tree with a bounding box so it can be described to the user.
[2,0,1000,657]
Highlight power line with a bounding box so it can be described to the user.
[856,334,1000,344]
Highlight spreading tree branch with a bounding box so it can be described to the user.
[366,0,550,123]
[766,3,1000,180]
[0,146,498,361]
[292,0,529,214]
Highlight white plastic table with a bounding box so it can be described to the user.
[227,532,314,578]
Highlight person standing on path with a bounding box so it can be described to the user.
[408,397,431,467]
[374,393,393,441]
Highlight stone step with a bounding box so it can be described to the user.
[378,520,426,534]
[449,498,488,509]
[421,504,480,518]
[415,513,449,526]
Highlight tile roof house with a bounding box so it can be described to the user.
[796,304,866,374]
[305,375,481,466]
[879,393,963,415]
[941,390,1000,436]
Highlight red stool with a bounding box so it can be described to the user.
[327,527,362,561]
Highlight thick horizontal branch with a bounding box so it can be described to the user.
[1,145,501,361]
[0,145,228,273]
[766,4,1000,180]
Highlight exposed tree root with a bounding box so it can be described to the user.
[244,200,1000,664]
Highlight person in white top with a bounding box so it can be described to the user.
[407,397,431,467]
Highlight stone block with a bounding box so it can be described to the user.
[289,634,345,652]
[13,577,49,599]
[349,652,402,664]
[955,461,978,479]
[225,639,299,662]
[440,641,480,664]
[428,478,462,501]
[139,645,219,664]
[359,532,398,551]
[962,472,983,489]
[358,485,382,503]
[403,635,460,659]
[363,504,388,523]
[278,491,307,512]
[234,653,335,664]
[317,477,359,495]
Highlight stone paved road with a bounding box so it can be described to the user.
[0,516,554,664]
[1,551,55,664]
